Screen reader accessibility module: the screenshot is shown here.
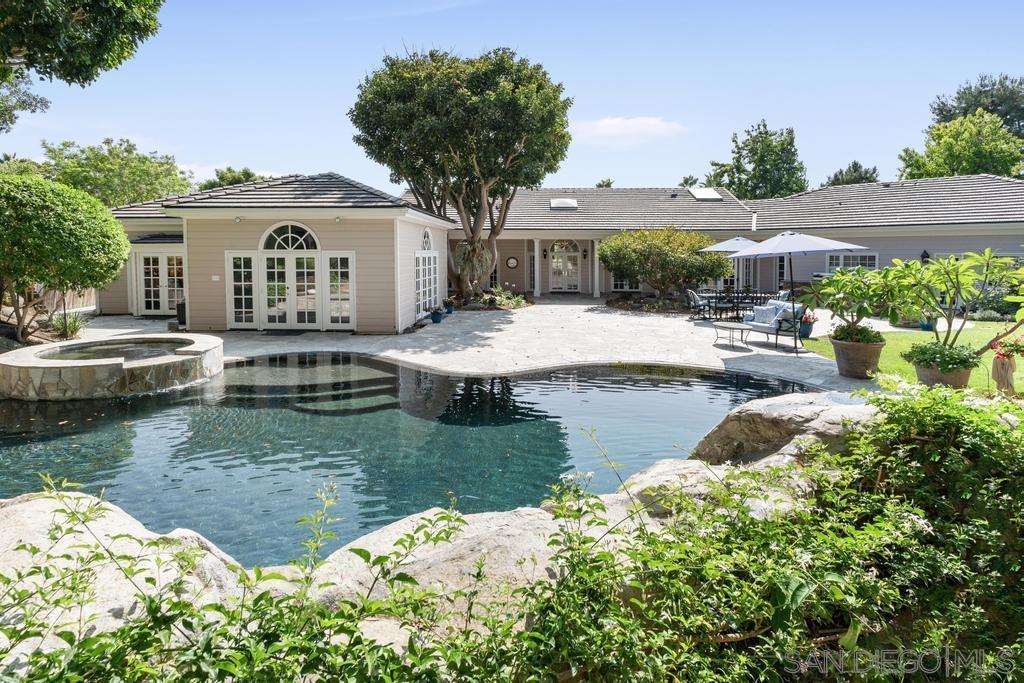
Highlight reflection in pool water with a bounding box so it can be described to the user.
[0,354,807,566]
[37,340,190,362]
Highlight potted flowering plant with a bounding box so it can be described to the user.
[900,342,980,388]
[443,297,455,314]
[429,306,444,323]
[799,309,818,339]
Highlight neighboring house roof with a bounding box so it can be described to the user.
[744,175,1024,229]
[112,173,450,221]
[401,186,755,231]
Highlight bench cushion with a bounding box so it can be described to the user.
[751,306,776,324]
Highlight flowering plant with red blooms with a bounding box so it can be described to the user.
[991,336,1024,359]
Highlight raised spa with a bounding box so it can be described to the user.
[0,334,223,401]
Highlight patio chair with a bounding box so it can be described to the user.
[775,290,791,301]
[686,289,711,319]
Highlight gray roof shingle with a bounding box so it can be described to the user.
[401,186,755,231]
[744,175,1024,229]
[113,173,449,221]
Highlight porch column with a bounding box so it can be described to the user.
[592,239,601,298]
[533,238,542,297]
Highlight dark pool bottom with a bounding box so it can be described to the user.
[0,354,807,566]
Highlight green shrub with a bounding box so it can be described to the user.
[46,311,88,339]
[901,341,982,371]
[597,229,732,299]
[4,388,1023,680]
[970,308,1013,322]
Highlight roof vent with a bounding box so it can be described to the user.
[670,191,678,198]
[687,187,722,201]
[549,198,578,210]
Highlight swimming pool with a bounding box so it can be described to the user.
[0,353,806,566]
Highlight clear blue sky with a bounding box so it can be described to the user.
[4,0,1023,194]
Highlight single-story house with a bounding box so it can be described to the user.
[103,173,455,334]
[102,173,1024,333]
[465,174,1024,298]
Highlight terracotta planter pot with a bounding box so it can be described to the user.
[913,365,973,388]
[829,337,885,379]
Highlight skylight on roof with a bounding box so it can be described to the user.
[549,198,578,209]
[687,187,722,201]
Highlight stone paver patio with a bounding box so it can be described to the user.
[80,297,873,391]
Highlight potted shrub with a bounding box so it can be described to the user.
[801,268,889,379]
[799,309,818,339]
[443,297,455,314]
[429,306,444,324]
[886,250,1024,387]
[900,342,980,388]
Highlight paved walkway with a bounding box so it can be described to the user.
[81,298,874,391]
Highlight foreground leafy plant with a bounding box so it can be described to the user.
[3,386,1023,680]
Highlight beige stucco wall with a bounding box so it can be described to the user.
[184,217,398,333]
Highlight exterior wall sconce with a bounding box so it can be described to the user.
[542,248,547,259]
[920,250,931,261]
[583,248,588,260]
[234,216,242,223]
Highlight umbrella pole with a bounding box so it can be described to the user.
[789,254,799,353]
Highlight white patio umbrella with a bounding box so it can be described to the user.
[728,231,867,353]
[699,236,758,253]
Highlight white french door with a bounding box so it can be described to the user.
[550,252,580,291]
[226,251,355,331]
[261,254,320,329]
[135,250,185,316]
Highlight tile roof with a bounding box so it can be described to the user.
[402,186,756,231]
[743,174,1024,229]
[113,173,448,220]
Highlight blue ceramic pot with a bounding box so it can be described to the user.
[799,322,813,339]
[430,311,444,323]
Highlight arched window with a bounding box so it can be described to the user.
[263,224,318,250]
[421,230,432,251]
[550,239,579,253]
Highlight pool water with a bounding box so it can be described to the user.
[0,354,806,566]
[38,340,189,361]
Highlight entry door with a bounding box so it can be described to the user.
[550,252,580,291]
[137,252,185,315]
[262,254,320,329]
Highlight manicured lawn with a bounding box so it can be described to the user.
[803,321,1024,392]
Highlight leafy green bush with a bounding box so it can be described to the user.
[4,388,1023,680]
[901,341,982,371]
[0,175,128,341]
[970,308,1014,322]
[597,229,732,299]
[491,284,526,309]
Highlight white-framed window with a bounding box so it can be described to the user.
[612,274,640,291]
[489,265,499,289]
[529,253,536,291]
[826,252,878,272]
[415,231,439,318]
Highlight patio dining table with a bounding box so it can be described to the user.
[697,290,777,319]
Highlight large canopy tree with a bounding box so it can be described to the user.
[931,73,1024,138]
[0,73,48,134]
[350,48,572,293]
[42,137,193,206]
[0,0,163,85]
[705,120,808,199]
[198,166,268,191]
[821,160,879,187]
[898,109,1024,179]
[0,175,129,341]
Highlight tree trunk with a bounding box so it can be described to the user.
[993,357,1016,396]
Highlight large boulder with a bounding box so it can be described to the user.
[618,459,730,515]
[313,506,561,610]
[0,493,240,670]
[691,391,874,465]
